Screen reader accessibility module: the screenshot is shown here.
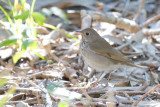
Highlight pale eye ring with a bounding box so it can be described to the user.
[86,32,89,36]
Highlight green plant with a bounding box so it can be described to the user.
[0,0,45,63]
[43,23,78,41]
[0,78,15,107]
[0,0,78,64]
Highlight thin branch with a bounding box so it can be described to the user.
[143,28,160,36]
[91,11,140,33]
[133,0,146,21]
[132,84,160,106]
[140,14,160,28]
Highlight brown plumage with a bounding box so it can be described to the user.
[80,28,144,71]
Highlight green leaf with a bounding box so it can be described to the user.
[0,86,16,107]
[31,12,46,25]
[22,30,28,37]
[46,82,63,91]
[22,40,38,50]
[0,39,17,48]
[65,33,78,41]
[58,101,69,107]
[22,40,29,50]
[20,0,26,6]
[0,78,9,87]
[13,50,26,63]
[33,51,54,64]
[50,7,68,24]
[31,0,36,13]
[28,41,38,49]
[14,10,30,20]
[0,6,13,26]
[42,23,56,30]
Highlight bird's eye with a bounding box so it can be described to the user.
[86,32,89,36]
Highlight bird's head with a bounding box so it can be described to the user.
[78,28,99,42]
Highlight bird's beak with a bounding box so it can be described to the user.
[76,30,83,35]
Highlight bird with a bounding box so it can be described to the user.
[79,28,144,83]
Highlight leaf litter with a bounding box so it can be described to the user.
[0,0,160,107]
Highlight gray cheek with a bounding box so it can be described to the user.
[84,36,88,41]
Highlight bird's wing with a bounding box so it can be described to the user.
[89,39,131,63]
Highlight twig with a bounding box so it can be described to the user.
[87,90,160,97]
[0,87,41,94]
[133,0,146,21]
[6,96,41,104]
[140,62,159,68]
[140,14,160,28]
[0,58,6,66]
[81,11,160,34]
[28,70,62,79]
[143,28,160,36]
[123,91,133,101]
[122,0,130,17]
[132,84,160,106]
[91,12,140,33]
[26,79,53,106]
[62,66,95,107]
[115,42,130,51]
[91,102,112,107]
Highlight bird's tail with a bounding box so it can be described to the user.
[128,62,148,69]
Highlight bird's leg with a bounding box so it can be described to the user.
[89,71,110,88]
[107,70,113,83]
[96,71,105,83]
[82,62,88,72]
[94,70,113,86]
[90,71,104,87]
